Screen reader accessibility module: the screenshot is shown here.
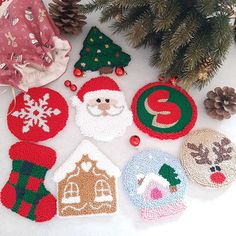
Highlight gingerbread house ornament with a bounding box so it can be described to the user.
[53,140,121,217]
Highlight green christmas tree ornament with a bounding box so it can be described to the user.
[74,26,131,77]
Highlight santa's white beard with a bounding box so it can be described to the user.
[75,103,133,142]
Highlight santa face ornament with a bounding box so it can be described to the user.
[181,129,236,188]
[72,76,133,142]
[123,149,187,220]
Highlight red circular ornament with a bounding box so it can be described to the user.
[70,84,77,92]
[74,68,83,77]
[7,88,68,142]
[115,67,125,76]
[132,81,197,140]
[130,135,141,147]
[64,80,71,87]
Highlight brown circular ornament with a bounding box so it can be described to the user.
[181,129,236,188]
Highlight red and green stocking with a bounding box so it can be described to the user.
[1,142,57,222]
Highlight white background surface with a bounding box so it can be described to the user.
[0,1,236,235]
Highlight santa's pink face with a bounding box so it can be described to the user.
[87,97,124,117]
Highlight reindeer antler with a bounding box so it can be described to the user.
[213,138,233,164]
[187,143,212,165]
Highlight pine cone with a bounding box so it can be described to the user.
[49,0,86,35]
[198,57,213,81]
[204,87,236,120]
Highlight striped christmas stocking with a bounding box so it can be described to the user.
[1,142,57,222]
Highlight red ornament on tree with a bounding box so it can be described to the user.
[74,68,83,77]
[130,135,141,147]
[115,67,125,76]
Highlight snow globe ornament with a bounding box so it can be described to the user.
[7,87,68,142]
[181,129,236,188]
[123,149,187,220]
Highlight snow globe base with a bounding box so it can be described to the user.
[141,201,186,220]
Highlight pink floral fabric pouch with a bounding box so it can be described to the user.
[0,0,71,91]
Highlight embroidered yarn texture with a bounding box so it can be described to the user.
[1,142,57,222]
[123,149,187,220]
[74,26,131,74]
[72,76,133,142]
[132,82,197,140]
[181,129,236,188]
[54,140,121,217]
[7,87,68,142]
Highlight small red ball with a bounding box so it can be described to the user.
[130,135,141,147]
[64,80,71,87]
[74,68,83,77]
[115,67,125,76]
[70,84,77,92]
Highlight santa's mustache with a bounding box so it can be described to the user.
[87,104,124,117]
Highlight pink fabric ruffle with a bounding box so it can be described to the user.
[0,0,71,91]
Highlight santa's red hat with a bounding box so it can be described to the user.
[76,76,124,102]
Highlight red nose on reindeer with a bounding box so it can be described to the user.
[210,172,226,184]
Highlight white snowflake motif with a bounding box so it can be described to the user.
[12,93,61,133]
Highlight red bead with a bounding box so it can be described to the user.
[74,68,83,77]
[70,84,77,92]
[115,67,125,76]
[64,80,71,87]
[130,135,141,147]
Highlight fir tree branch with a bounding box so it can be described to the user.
[100,5,121,23]
[110,6,147,33]
[82,0,110,14]
[195,0,218,16]
[153,1,181,31]
[125,9,154,48]
[113,0,147,8]
[81,0,236,89]
[148,0,170,15]
[170,12,200,50]
[158,12,200,71]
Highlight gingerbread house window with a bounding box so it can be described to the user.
[62,182,81,204]
[94,179,113,202]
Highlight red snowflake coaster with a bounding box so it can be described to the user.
[131,81,197,140]
[7,88,68,142]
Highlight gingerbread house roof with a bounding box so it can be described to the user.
[53,140,121,182]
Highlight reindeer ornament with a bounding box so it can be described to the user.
[181,129,236,188]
